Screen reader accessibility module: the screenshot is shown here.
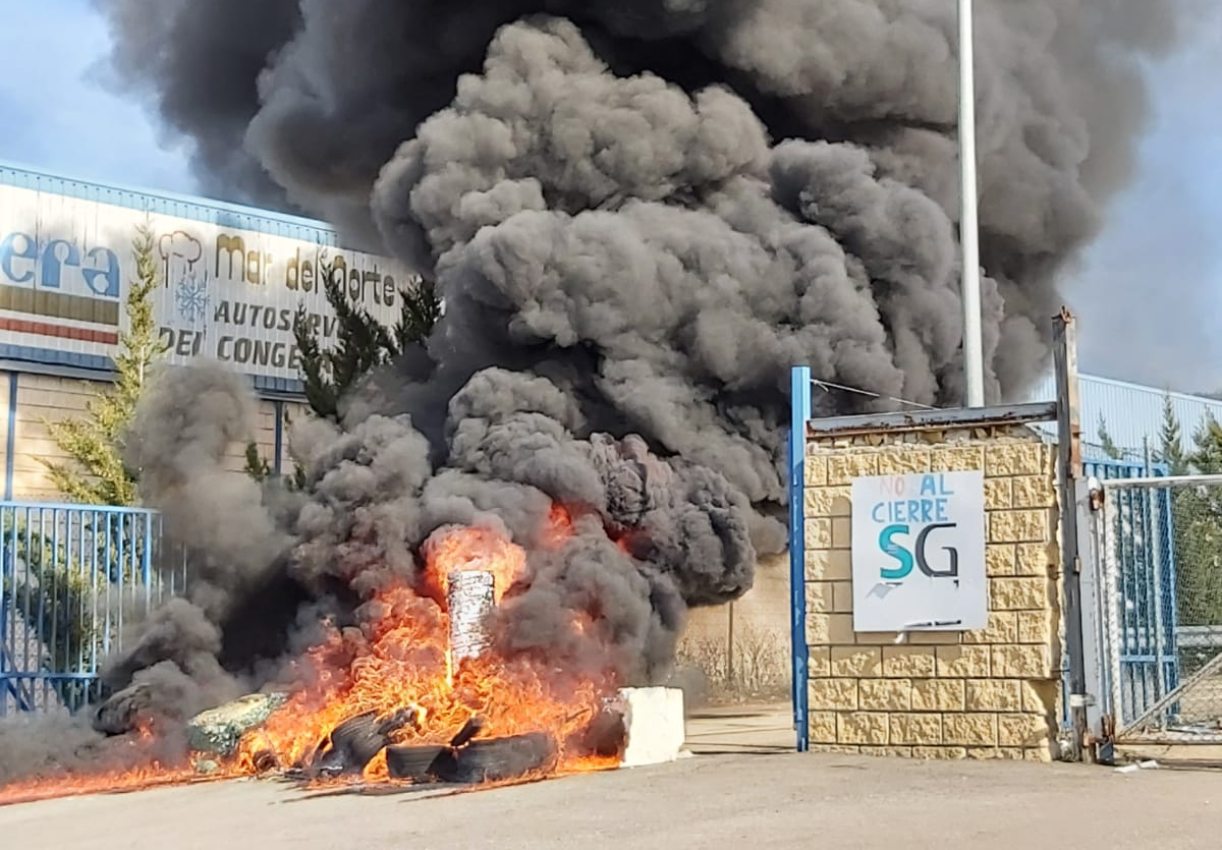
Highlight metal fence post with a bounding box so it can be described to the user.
[1159,484,1181,699]
[789,366,811,752]
[4,373,17,501]
[726,601,735,689]
[273,399,285,476]
[1149,482,1169,701]
[1102,487,1123,725]
[1054,308,1090,761]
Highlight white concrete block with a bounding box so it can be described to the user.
[617,686,685,768]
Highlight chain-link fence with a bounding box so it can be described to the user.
[1095,474,1222,743]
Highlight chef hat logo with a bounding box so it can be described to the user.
[158,229,201,268]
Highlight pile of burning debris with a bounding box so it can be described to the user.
[0,483,703,810]
[182,694,623,787]
[86,539,631,790]
[0,520,689,806]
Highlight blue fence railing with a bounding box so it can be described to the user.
[0,501,184,715]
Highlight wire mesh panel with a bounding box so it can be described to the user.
[0,502,187,715]
[1096,475,1222,743]
[1059,460,1161,731]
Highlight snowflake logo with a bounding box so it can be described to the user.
[175,272,210,323]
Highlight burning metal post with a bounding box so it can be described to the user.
[447,569,495,681]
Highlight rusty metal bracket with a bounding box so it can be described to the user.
[805,401,1058,439]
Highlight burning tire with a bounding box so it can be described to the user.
[308,708,419,777]
[385,731,558,785]
[429,732,559,784]
[384,745,447,782]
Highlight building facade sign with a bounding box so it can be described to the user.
[0,181,408,383]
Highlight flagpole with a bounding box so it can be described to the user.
[959,0,985,407]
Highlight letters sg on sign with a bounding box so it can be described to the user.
[850,471,987,632]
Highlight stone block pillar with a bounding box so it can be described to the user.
[803,426,1061,761]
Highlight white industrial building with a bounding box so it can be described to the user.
[1025,373,1222,464]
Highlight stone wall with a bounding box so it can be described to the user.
[804,426,1062,761]
[681,553,790,702]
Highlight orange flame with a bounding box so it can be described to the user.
[0,513,622,805]
[419,524,527,604]
[542,504,575,549]
[0,721,241,806]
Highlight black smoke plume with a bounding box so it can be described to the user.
[0,1,1182,782]
[96,0,1181,400]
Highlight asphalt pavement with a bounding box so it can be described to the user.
[2,704,1220,849]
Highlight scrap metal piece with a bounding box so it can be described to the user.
[186,692,290,756]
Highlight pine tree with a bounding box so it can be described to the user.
[1156,393,1188,475]
[391,278,443,356]
[244,257,441,480]
[1171,413,1222,632]
[1191,413,1222,474]
[1153,397,1197,624]
[42,225,169,504]
[291,256,440,422]
[19,226,167,697]
[244,442,272,482]
[1097,415,1123,460]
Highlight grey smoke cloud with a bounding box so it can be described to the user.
[124,362,295,620]
[94,2,1183,322]
[94,0,302,207]
[90,0,1178,648]
[10,0,1178,779]
[0,600,243,784]
[94,0,1183,401]
[102,354,752,686]
[82,0,1179,597]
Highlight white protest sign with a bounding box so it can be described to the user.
[850,471,987,632]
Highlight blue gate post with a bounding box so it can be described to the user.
[1159,484,1181,700]
[789,367,812,752]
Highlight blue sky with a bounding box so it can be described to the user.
[0,0,195,193]
[1,0,1219,392]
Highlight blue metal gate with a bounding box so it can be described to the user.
[0,501,184,715]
